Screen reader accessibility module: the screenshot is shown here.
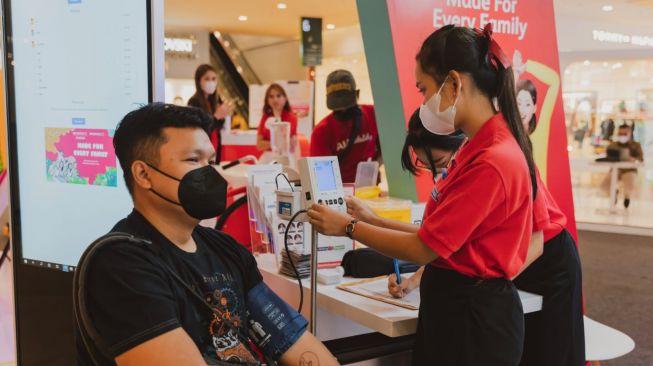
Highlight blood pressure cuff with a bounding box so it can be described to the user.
[246,282,308,359]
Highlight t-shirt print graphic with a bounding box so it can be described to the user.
[203,275,258,364]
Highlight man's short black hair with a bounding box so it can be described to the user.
[113,103,214,195]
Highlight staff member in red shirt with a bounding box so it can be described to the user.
[310,70,381,183]
[514,89,585,366]
[256,83,298,152]
[353,107,585,366]
[308,24,540,365]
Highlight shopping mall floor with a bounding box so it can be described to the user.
[0,230,651,365]
[570,141,653,233]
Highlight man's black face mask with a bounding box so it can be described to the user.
[146,163,228,220]
[333,106,360,122]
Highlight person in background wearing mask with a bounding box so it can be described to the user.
[603,123,644,208]
[310,70,381,183]
[308,24,542,365]
[77,104,339,366]
[256,83,298,152]
[188,64,234,162]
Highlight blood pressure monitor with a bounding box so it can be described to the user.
[298,156,346,214]
[275,156,351,268]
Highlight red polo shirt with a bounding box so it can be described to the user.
[417,113,533,279]
[532,170,550,233]
[257,110,298,141]
[310,105,380,183]
[536,172,567,242]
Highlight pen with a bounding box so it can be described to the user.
[393,258,401,284]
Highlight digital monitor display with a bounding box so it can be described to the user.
[314,160,338,192]
[8,0,150,271]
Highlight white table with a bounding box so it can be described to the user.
[590,161,643,211]
[256,253,542,340]
[584,316,635,363]
[220,130,257,146]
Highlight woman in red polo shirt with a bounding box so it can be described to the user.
[256,83,298,152]
[351,107,584,366]
[308,24,538,365]
[513,85,585,366]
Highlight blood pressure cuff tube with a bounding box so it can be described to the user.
[246,282,308,359]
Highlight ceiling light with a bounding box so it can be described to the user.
[277,3,287,9]
[238,15,248,21]
[602,5,614,12]
[326,24,336,30]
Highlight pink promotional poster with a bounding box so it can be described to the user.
[386,0,577,238]
[45,128,118,187]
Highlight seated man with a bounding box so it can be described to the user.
[602,124,644,208]
[77,104,338,366]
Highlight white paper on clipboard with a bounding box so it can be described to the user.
[337,275,420,310]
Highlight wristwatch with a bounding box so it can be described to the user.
[345,219,359,239]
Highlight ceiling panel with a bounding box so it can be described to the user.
[164,0,359,37]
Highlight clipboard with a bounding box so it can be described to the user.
[337,275,420,310]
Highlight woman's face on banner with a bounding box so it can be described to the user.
[517,89,535,131]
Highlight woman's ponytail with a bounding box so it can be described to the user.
[496,64,538,199]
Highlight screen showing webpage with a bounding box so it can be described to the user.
[315,160,338,192]
[10,0,149,271]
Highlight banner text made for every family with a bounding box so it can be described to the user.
[434,0,529,40]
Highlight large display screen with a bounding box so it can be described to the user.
[7,0,150,271]
[314,160,338,192]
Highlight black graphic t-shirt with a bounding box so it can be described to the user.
[77,210,267,365]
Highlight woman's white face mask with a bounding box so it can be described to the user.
[201,81,217,95]
[419,76,459,135]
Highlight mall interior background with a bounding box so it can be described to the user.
[1,0,652,365]
[164,0,653,233]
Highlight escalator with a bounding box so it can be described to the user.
[209,32,261,126]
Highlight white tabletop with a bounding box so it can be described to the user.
[256,253,542,338]
[590,161,644,169]
[221,130,257,146]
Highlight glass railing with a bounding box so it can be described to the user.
[209,32,262,126]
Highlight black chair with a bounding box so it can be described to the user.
[73,233,151,365]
